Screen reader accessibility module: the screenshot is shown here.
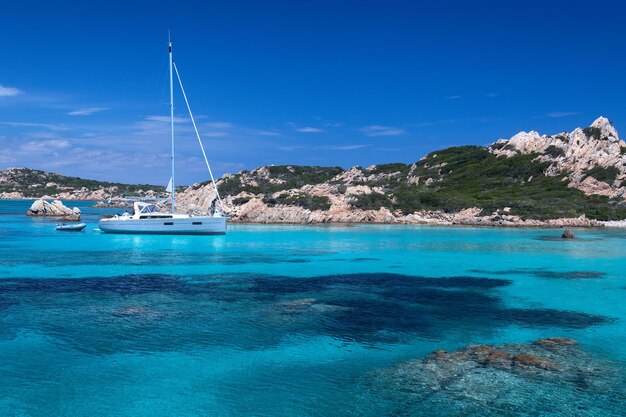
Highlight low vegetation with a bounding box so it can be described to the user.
[582,126,603,140]
[7,141,625,221]
[0,168,165,197]
[351,192,392,210]
[583,166,620,184]
[211,146,625,221]
[264,192,331,211]
[544,145,565,158]
[202,165,344,195]
[345,146,626,221]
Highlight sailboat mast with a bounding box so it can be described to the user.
[169,33,176,213]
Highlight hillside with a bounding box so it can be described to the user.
[0,168,168,200]
[178,117,626,224]
[4,117,625,225]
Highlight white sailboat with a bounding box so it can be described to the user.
[99,36,227,235]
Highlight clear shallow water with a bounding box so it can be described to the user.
[1,200,625,416]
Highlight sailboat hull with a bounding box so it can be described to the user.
[99,216,226,235]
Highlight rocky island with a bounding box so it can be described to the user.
[176,117,626,226]
[0,168,168,201]
[4,117,626,227]
[26,199,81,221]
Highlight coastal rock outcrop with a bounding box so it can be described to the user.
[178,194,607,228]
[0,191,24,199]
[490,116,626,199]
[173,182,609,228]
[169,117,626,227]
[27,199,81,220]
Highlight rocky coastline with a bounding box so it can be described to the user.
[170,116,626,228]
[171,196,623,228]
[19,195,626,228]
[8,117,626,228]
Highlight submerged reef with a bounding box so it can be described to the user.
[365,338,626,416]
[470,268,605,280]
[0,273,614,355]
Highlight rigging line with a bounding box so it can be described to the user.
[172,61,224,210]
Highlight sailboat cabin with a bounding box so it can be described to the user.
[134,202,173,219]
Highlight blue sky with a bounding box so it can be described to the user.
[1,1,625,185]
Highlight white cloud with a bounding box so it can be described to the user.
[256,130,281,136]
[0,121,68,131]
[145,115,188,123]
[296,126,324,133]
[0,85,23,97]
[0,113,310,183]
[546,112,578,118]
[359,125,405,136]
[486,92,499,98]
[20,139,71,152]
[445,95,462,100]
[133,115,193,137]
[67,107,110,116]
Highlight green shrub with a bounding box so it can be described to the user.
[555,134,569,143]
[232,197,250,205]
[544,145,565,158]
[196,165,344,196]
[490,141,507,150]
[584,166,619,184]
[0,168,166,197]
[264,192,331,211]
[351,192,392,210]
[310,196,332,211]
[368,163,410,175]
[582,127,602,140]
[266,165,343,190]
[218,176,262,195]
[344,146,625,220]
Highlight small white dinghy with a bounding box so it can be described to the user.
[56,223,87,232]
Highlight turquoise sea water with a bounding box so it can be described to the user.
[1,200,625,416]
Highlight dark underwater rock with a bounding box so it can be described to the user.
[0,273,615,355]
[562,229,575,239]
[512,353,560,371]
[534,337,578,350]
[429,345,515,370]
[427,343,560,373]
[470,268,604,280]
[365,338,625,416]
